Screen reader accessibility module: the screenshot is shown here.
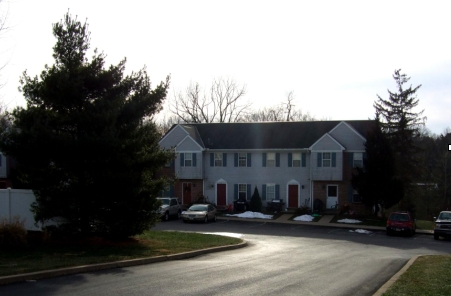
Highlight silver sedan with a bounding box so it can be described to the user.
[181,204,217,223]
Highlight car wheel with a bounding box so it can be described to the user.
[386,229,391,236]
[204,215,208,223]
[177,210,181,219]
[164,211,169,221]
[183,219,187,223]
[213,214,217,222]
[409,229,414,237]
[434,234,439,240]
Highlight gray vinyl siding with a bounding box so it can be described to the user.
[159,125,189,149]
[175,152,203,179]
[177,137,202,151]
[330,123,366,151]
[310,135,342,150]
[203,151,311,207]
[311,152,343,181]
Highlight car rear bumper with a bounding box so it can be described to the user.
[386,226,413,234]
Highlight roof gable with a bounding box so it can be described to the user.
[310,134,345,151]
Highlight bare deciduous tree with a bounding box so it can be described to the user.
[242,91,315,122]
[170,77,250,123]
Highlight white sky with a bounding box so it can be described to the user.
[1,0,450,135]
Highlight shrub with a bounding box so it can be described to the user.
[0,216,28,249]
[249,187,262,212]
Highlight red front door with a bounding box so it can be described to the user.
[182,182,192,205]
[288,185,298,208]
[217,184,226,206]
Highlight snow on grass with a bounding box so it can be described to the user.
[202,232,244,238]
[349,229,372,234]
[225,211,273,219]
[337,218,362,224]
[293,215,315,222]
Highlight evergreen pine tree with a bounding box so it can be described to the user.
[0,13,173,238]
[250,186,262,212]
[373,69,425,205]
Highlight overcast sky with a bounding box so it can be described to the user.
[1,0,450,135]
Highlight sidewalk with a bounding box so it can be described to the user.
[217,213,434,235]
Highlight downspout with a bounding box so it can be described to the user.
[310,151,313,210]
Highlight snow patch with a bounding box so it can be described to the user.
[225,211,273,219]
[202,232,244,238]
[337,218,362,224]
[293,215,315,222]
[349,229,372,234]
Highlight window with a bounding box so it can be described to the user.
[239,184,247,200]
[267,152,275,167]
[184,153,192,166]
[327,185,337,197]
[267,184,275,200]
[352,190,362,203]
[292,153,301,167]
[353,153,363,168]
[323,153,331,167]
[239,153,247,167]
[214,153,223,167]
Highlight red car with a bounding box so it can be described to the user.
[386,211,416,236]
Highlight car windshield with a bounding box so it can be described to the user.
[158,199,170,205]
[390,213,409,222]
[438,212,451,220]
[189,205,207,211]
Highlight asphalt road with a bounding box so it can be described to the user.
[1,219,450,296]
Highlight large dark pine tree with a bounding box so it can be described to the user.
[0,13,173,237]
[351,117,403,211]
[374,69,425,205]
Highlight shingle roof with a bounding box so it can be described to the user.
[178,120,375,150]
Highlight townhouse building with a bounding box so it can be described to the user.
[158,120,375,214]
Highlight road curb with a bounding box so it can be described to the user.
[372,255,421,296]
[0,240,248,286]
[216,216,434,235]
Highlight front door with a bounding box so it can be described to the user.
[182,182,192,205]
[217,184,226,206]
[326,185,338,209]
[288,185,298,208]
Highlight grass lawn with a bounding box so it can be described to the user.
[0,230,242,277]
[383,255,451,296]
[415,220,434,230]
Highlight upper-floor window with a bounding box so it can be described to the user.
[292,153,301,167]
[184,153,192,166]
[214,153,223,167]
[322,153,331,167]
[239,153,247,167]
[267,152,276,167]
[353,153,363,168]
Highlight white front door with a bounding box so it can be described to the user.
[326,185,338,209]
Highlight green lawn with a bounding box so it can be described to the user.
[0,230,242,277]
[383,255,451,296]
[415,220,434,230]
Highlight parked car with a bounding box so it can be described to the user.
[181,204,217,223]
[386,211,416,236]
[434,211,451,240]
[157,197,182,221]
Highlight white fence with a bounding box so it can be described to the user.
[0,189,41,231]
